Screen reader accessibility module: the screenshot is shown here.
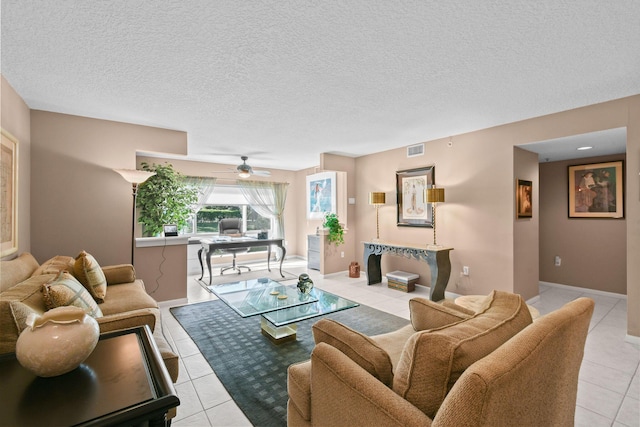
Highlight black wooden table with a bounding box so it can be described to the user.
[0,326,179,427]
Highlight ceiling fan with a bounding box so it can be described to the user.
[213,156,271,178]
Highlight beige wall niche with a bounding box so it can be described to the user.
[30,111,187,266]
[539,153,626,294]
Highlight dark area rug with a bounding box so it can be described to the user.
[170,298,409,427]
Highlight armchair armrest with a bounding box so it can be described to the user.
[310,343,431,427]
[102,264,136,285]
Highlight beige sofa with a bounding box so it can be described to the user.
[0,252,179,382]
[287,291,594,426]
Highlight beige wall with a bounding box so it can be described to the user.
[3,73,638,337]
[30,111,188,266]
[539,153,626,294]
[1,76,31,259]
[351,96,639,336]
[513,147,540,301]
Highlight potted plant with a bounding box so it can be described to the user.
[323,213,344,246]
[136,162,199,237]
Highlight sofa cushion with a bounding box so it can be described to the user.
[32,255,75,277]
[392,290,533,418]
[98,280,158,316]
[0,273,52,354]
[312,318,394,387]
[0,252,40,292]
[73,251,107,303]
[409,298,473,331]
[42,272,103,318]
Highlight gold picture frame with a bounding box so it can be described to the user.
[568,160,624,218]
[1,128,19,256]
[516,179,533,219]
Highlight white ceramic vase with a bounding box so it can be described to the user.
[16,306,100,377]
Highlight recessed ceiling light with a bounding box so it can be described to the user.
[577,146,593,151]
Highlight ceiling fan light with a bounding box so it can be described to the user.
[238,171,251,178]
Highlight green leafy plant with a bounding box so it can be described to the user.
[136,162,199,237]
[323,213,344,246]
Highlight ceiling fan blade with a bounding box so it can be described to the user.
[252,170,271,177]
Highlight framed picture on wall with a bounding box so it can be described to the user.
[396,166,435,227]
[568,160,624,218]
[1,128,19,257]
[306,171,337,219]
[516,179,533,218]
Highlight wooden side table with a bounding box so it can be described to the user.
[0,325,179,427]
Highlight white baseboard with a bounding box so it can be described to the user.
[538,281,626,300]
[625,334,640,346]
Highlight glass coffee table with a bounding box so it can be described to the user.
[208,278,359,344]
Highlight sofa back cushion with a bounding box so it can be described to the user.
[392,290,533,418]
[32,255,75,277]
[0,273,53,354]
[0,253,40,292]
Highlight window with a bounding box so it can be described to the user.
[186,184,272,236]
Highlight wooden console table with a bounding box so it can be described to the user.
[363,241,453,301]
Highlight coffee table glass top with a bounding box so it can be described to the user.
[262,287,359,327]
[207,278,319,318]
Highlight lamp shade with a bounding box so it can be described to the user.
[113,169,156,184]
[369,192,386,205]
[426,188,445,203]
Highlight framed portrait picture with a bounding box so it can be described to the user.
[516,179,533,218]
[396,166,435,227]
[568,160,624,218]
[306,171,336,219]
[1,128,19,257]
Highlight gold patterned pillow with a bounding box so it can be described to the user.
[73,251,107,303]
[42,271,103,318]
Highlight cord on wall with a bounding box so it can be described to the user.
[148,237,166,294]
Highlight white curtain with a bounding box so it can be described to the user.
[237,180,289,241]
[186,176,217,208]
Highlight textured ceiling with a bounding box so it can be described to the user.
[2,1,639,170]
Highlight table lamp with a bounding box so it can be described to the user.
[426,187,445,247]
[114,169,156,265]
[369,192,386,241]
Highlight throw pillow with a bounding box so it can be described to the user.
[393,290,533,418]
[42,271,103,318]
[73,251,107,303]
[312,318,394,387]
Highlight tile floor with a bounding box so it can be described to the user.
[159,258,639,427]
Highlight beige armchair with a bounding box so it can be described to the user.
[288,292,594,427]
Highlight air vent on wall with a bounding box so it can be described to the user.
[407,143,424,157]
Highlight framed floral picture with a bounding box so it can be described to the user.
[568,160,624,218]
[306,171,336,219]
[396,166,435,227]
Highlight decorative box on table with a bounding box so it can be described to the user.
[386,270,419,293]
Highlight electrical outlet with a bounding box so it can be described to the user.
[341,251,345,258]
[554,256,561,266]
[463,266,469,276]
